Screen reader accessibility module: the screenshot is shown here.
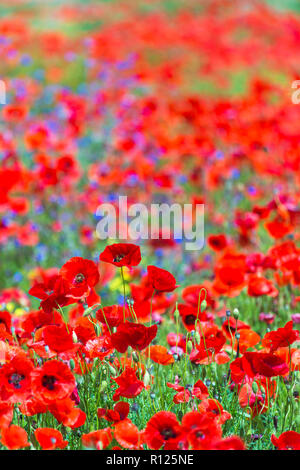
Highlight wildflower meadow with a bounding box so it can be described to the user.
[0,0,299,455]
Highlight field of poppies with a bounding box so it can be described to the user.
[0,0,300,452]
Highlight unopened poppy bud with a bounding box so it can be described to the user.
[94,323,101,336]
[144,370,151,387]
[100,381,107,392]
[174,302,180,320]
[252,382,258,394]
[83,307,94,317]
[127,346,133,355]
[69,358,75,370]
[233,308,239,319]
[186,340,193,354]
[72,331,78,343]
[200,299,207,312]
[195,331,201,344]
[108,364,117,377]
[132,351,139,363]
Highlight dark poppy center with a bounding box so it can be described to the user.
[185,314,196,325]
[161,427,176,440]
[196,431,205,439]
[74,273,85,284]
[42,375,56,390]
[113,254,125,263]
[8,373,25,389]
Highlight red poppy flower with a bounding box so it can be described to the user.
[207,234,228,252]
[114,419,143,450]
[31,359,76,403]
[144,411,183,450]
[0,425,30,450]
[247,275,278,298]
[99,243,141,268]
[0,354,33,403]
[19,397,47,417]
[82,428,113,450]
[182,411,222,450]
[42,324,79,354]
[262,321,299,352]
[214,436,246,450]
[96,305,124,329]
[177,304,207,331]
[233,328,261,354]
[213,252,247,297]
[3,104,28,122]
[48,398,86,429]
[74,316,97,344]
[0,402,13,428]
[29,275,71,313]
[190,325,226,363]
[198,399,231,424]
[0,310,11,332]
[147,345,174,365]
[271,431,300,450]
[97,401,130,423]
[222,317,250,339]
[274,347,300,372]
[21,309,63,338]
[265,216,292,239]
[230,352,289,381]
[238,378,276,417]
[147,265,177,292]
[182,284,215,309]
[60,256,99,299]
[167,379,208,404]
[111,321,157,353]
[112,366,144,401]
[35,428,68,450]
